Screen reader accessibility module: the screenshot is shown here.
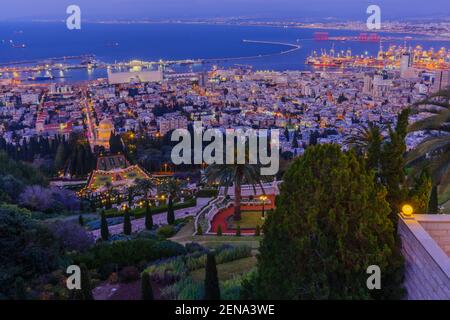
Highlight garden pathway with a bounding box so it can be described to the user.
[90,198,212,240]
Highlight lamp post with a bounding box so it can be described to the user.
[401,204,414,218]
[259,195,268,219]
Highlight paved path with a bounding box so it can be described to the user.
[90,198,212,239]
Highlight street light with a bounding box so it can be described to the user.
[259,195,268,219]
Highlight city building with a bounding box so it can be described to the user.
[400,52,413,78]
[156,112,188,136]
[108,69,163,85]
[432,70,450,93]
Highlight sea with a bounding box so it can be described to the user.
[0,22,448,83]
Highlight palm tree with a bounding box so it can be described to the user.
[135,178,156,230]
[159,179,185,225]
[127,185,139,207]
[345,122,382,153]
[104,181,115,209]
[344,122,384,173]
[203,163,266,221]
[407,88,450,189]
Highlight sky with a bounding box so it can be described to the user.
[0,0,449,21]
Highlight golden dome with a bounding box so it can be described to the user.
[98,118,113,131]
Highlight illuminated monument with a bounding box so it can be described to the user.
[95,118,114,150]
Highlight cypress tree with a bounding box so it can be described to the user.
[90,200,97,212]
[145,201,153,230]
[217,225,222,236]
[292,133,299,149]
[141,272,154,300]
[78,214,84,226]
[74,145,83,176]
[365,124,382,174]
[428,185,439,214]
[257,144,404,300]
[167,197,175,225]
[124,207,132,235]
[78,263,94,300]
[380,127,408,224]
[284,128,290,141]
[254,225,260,236]
[410,169,432,214]
[100,210,109,241]
[236,225,241,237]
[54,142,66,172]
[204,252,220,300]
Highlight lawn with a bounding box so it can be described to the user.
[227,211,265,229]
[170,221,262,249]
[91,175,112,189]
[190,256,257,282]
[124,168,147,180]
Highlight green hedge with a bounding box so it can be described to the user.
[75,239,187,270]
[104,199,197,218]
[196,189,218,198]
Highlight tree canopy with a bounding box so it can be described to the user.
[257,144,404,299]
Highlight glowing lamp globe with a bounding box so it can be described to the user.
[402,204,414,217]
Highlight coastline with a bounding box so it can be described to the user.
[29,19,450,41]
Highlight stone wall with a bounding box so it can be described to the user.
[398,215,450,300]
[420,220,450,257]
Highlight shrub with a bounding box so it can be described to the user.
[236,225,241,237]
[157,225,176,238]
[144,257,187,284]
[196,189,218,198]
[197,224,203,235]
[185,242,207,254]
[48,220,94,252]
[222,270,257,300]
[160,276,203,300]
[0,204,64,299]
[18,186,80,213]
[75,239,186,270]
[98,263,119,280]
[18,186,53,212]
[215,245,252,264]
[119,266,140,283]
